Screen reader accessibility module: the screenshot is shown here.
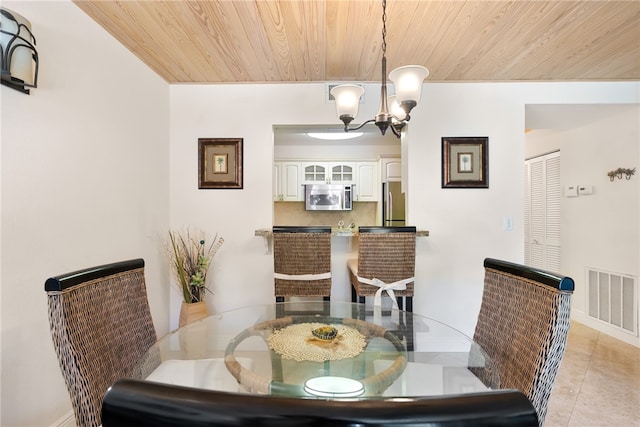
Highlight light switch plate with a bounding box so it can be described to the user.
[578,185,593,195]
[503,216,513,231]
[565,185,578,197]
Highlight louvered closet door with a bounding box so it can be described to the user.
[525,151,561,273]
[524,161,531,265]
[545,154,561,272]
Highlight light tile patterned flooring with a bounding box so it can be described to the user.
[545,321,640,426]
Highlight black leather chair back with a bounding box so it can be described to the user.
[102,378,538,427]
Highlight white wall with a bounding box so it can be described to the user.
[407,83,639,336]
[274,142,400,161]
[0,1,170,426]
[169,84,348,325]
[170,82,639,339]
[525,105,640,346]
[1,3,638,425]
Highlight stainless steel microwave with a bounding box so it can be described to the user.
[305,184,352,211]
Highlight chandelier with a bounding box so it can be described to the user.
[330,0,428,138]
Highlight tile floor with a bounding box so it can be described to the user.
[545,321,640,426]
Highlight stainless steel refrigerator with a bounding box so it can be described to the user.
[382,181,406,226]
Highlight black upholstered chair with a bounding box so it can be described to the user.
[473,258,575,426]
[102,378,539,427]
[45,259,157,427]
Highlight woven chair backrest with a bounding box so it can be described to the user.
[273,226,332,297]
[473,258,574,426]
[45,259,157,427]
[357,227,416,284]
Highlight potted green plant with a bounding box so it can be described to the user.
[168,229,224,326]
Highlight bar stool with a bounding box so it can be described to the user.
[348,226,416,311]
[348,226,416,350]
[273,226,332,316]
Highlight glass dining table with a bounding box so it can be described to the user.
[132,301,499,399]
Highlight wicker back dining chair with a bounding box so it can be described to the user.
[473,258,575,426]
[45,258,157,427]
[348,226,416,311]
[273,226,332,304]
[102,378,539,427]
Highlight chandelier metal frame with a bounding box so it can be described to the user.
[331,0,428,138]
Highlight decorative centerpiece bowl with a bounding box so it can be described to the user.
[312,325,338,341]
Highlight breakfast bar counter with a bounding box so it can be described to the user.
[255,227,429,238]
[255,227,428,302]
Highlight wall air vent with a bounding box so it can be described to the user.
[587,268,637,336]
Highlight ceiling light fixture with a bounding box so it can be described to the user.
[0,8,39,94]
[307,132,364,141]
[330,0,428,138]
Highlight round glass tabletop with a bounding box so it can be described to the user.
[134,301,498,399]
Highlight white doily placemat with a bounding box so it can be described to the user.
[267,322,366,362]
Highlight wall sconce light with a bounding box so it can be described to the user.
[607,167,636,181]
[1,8,39,94]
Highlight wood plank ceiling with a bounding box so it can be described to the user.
[73,1,640,84]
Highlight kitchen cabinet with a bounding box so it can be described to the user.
[275,160,379,202]
[355,162,379,201]
[329,162,355,183]
[301,162,327,184]
[381,157,401,182]
[301,162,355,184]
[273,161,303,201]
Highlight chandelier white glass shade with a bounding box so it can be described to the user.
[0,8,38,94]
[387,95,407,122]
[389,65,430,114]
[331,84,365,122]
[330,0,428,138]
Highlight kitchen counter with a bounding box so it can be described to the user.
[255,228,429,238]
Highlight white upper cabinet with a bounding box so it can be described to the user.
[329,162,355,183]
[301,162,327,184]
[355,162,379,201]
[276,159,379,202]
[302,162,355,184]
[273,163,280,200]
[381,157,401,182]
[273,161,303,201]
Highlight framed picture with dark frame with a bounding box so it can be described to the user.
[198,138,243,189]
[441,137,488,188]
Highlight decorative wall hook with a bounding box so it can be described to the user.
[607,167,636,181]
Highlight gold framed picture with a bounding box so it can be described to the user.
[198,138,243,189]
[441,137,489,188]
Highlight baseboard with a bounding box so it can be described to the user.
[50,411,75,427]
[572,310,640,348]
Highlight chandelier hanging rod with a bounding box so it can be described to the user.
[330,0,429,138]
